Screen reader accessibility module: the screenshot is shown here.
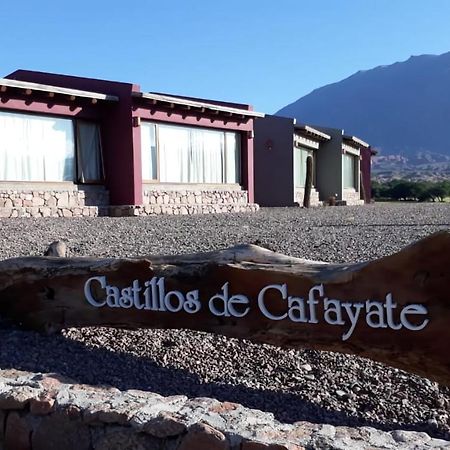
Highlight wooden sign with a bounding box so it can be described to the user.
[0,231,449,386]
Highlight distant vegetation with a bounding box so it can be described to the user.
[372,179,450,202]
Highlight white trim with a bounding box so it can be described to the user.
[343,134,369,148]
[133,92,264,118]
[295,124,331,140]
[342,143,360,156]
[294,134,319,150]
[0,78,119,102]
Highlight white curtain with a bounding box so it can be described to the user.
[191,129,224,183]
[159,125,190,182]
[76,121,104,183]
[156,123,240,184]
[224,132,240,183]
[0,111,74,182]
[141,122,157,180]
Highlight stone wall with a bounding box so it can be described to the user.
[110,188,259,217]
[343,189,364,206]
[294,187,320,207]
[0,186,109,218]
[0,369,448,450]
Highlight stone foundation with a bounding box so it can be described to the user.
[0,186,260,218]
[294,187,320,207]
[0,186,109,218]
[110,202,259,217]
[110,188,259,217]
[0,369,448,450]
[343,189,364,206]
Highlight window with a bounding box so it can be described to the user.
[343,153,358,189]
[0,111,103,183]
[294,147,314,188]
[76,121,104,183]
[141,122,240,184]
[141,122,158,180]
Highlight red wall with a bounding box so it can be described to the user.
[5,70,257,205]
[7,70,141,206]
[360,147,373,203]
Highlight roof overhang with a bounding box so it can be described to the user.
[132,92,265,119]
[0,78,119,103]
[293,121,331,141]
[343,134,369,148]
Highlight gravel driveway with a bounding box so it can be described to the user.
[1,202,449,439]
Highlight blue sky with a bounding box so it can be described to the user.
[2,0,450,113]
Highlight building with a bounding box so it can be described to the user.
[315,126,370,205]
[0,70,263,218]
[254,115,373,207]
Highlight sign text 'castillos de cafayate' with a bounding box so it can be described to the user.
[84,276,429,341]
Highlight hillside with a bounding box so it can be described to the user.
[277,52,450,179]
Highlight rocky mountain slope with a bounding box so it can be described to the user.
[277,52,450,178]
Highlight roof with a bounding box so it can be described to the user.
[343,134,370,148]
[132,92,265,119]
[0,78,119,102]
[294,122,331,141]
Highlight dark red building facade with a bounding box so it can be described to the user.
[0,70,263,218]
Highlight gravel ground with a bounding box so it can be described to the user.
[0,202,449,439]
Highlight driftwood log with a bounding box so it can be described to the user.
[0,232,449,386]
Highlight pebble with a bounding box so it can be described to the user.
[0,203,449,441]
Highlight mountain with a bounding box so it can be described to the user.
[277,52,450,179]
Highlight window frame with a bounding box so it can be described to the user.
[74,119,105,185]
[140,121,242,185]
[0,109,104,185]
[294,145,315,189]
[342,152,359,190]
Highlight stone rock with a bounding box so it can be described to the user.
[56,192,69,208]
[31,409,91,450]
[32,197,45,207]
[91,426,164,450]
[41,207,51,217]
[391,429,431,444]
[178,423,228,450]
[47,196,57,207]
[0,386,37,410]
[29,394,55,415]
[142,412,186,438]
[4,411,31,450]
[44,240,67,257]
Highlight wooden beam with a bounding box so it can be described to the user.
[24,89,32,95]
[0,86,7,93]
[0,232,449,386]
[47,92,55,98]
[91,98,98,105]
[68,95,76,101]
